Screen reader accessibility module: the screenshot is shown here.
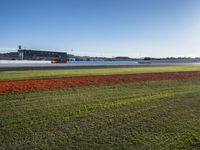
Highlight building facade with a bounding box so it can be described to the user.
[18,49,67,60]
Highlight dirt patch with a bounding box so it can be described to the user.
[0,71,200,94]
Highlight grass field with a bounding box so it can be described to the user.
[1,78,200,149]
[1,66,200,81]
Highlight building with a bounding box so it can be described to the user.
[0,52,19,60]
[18,46,67,60]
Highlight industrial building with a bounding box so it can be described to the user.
[18,46,67,61]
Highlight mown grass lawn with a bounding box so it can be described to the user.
[1,66,200,81]
[1,79,200,149]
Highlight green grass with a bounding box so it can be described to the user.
[1,66,200,81]
[1,79,200,149]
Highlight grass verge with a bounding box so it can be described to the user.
[0,66,200,81]
[0,79,200,149]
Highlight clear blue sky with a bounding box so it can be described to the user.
[0,0,200,57]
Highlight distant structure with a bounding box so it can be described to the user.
[0,52,19,60]
[18,46,67,61]
[18,45,22,50]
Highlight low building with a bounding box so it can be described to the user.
[18,46,67,60]
[0,52,19,60]
[68,58,76,61]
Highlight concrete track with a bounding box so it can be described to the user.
[0,63,200,71]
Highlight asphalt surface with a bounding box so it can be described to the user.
[0,63,200,71]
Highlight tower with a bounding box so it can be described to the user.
[18,45,22,50]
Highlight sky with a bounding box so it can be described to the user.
[0,0,200,57]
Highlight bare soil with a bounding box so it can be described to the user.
[0,71,200,94]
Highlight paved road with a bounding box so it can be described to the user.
[0,63,200,71]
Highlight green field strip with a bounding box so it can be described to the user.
[1,83,199,129]
[1,66,200,81]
